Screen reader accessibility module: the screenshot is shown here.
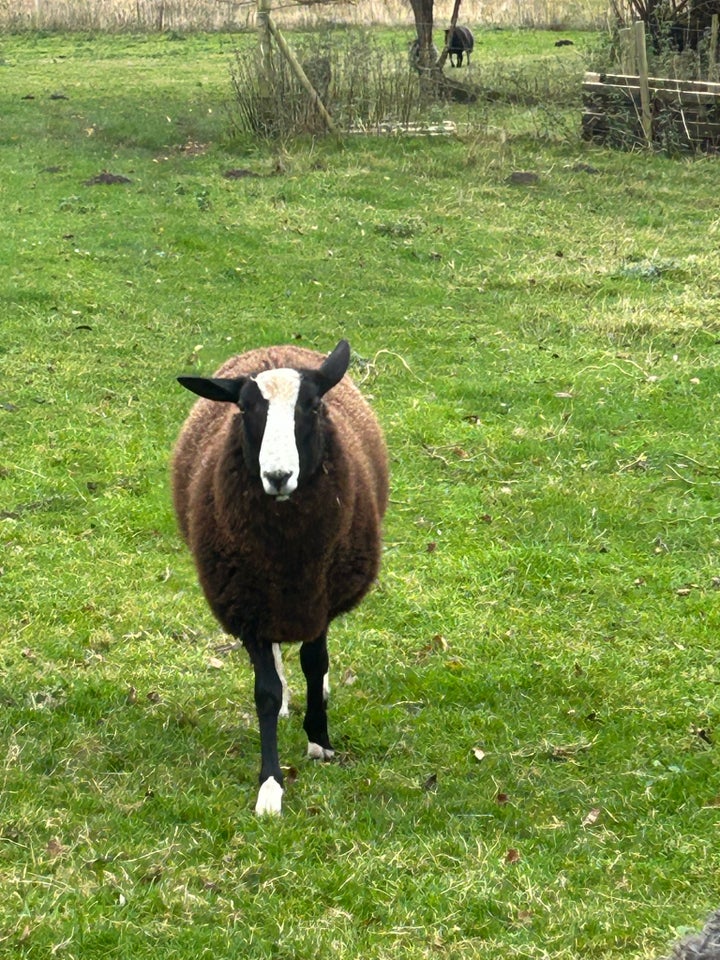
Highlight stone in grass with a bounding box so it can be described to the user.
[83,171,132,186]
[507,171,540,186]
[223,168,260,179]
[572,162,600,174]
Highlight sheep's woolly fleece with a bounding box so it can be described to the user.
[662,910,720,960]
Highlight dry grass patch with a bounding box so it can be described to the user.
[4,0,609,32]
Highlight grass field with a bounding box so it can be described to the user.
[1,27,719,960]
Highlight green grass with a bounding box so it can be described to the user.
[1,27,719,960]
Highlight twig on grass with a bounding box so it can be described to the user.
[422,444,482,465]
[668,452,720,474]
[358,349,426,385]
[574,357,653,382]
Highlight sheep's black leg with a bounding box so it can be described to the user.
[246,641,284,815]
[300,632,334,761]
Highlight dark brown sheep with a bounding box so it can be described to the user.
[444,25,474,67]
[172,340,388,814]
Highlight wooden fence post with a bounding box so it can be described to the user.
[618,27,636,74]
[634,20,652,145]
[710,14,719,82]
[256,0,275,127]
[266,15,337,134]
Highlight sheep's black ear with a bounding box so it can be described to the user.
[314,339,350,397]
[177,376,245,403]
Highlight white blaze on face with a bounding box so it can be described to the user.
[254,368,302,499]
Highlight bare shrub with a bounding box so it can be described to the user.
[229,30,427,138]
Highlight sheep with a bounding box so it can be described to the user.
[444,25,474,67]
[660,910,720,960]
[172,339,388,815]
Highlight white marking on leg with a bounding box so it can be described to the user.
[255,776,283,815]
[272,643,289,718]
[323,670,330,703]
[255,369,301,498]
[307,743,335,761]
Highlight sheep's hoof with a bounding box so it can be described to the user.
[307,742,335,761]
[255,776,283,815]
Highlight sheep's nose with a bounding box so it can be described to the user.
[263,470,293,496]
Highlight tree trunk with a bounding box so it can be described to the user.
[409,0,435,72]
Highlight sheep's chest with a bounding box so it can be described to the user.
[202,512,337,645]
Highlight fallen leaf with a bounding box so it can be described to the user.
[46,838,66,858]
[496,792,510,805]
[140,865,163,885]
[549,741,593,762]
[282,765,299,786]
[415,634,448,660]
[505,848,521,863]
[582,806,602,827]
[692,726,712,745]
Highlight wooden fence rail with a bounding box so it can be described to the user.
[582,20,720,151]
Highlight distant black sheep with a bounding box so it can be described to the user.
[444,25,474,67]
